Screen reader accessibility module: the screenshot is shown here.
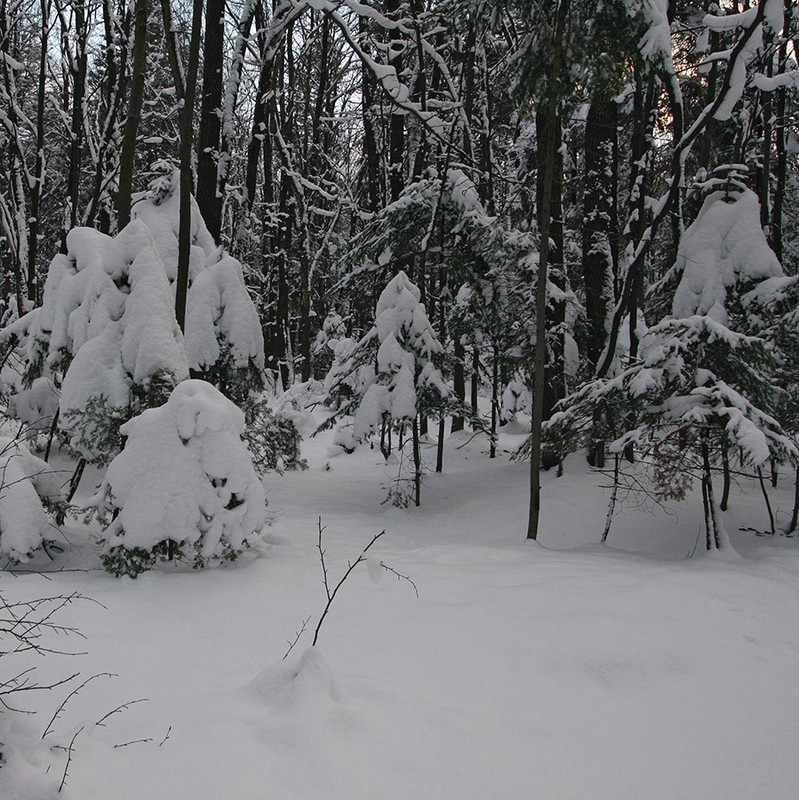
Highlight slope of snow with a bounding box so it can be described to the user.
[1,421,798,799]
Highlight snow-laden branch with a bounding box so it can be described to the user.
[597,0,775,379]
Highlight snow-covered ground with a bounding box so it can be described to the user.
[2,423,798,799]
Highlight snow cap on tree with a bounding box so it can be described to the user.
[321,270,454,456]
[650,188,783,325]
[373,270,444,359]
[185,253,265,374]
[334,270,450,440]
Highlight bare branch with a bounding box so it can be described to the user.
[312,527,387,647]
[95,697,148,728]
[58,726,84,793]
[380,563,419,598]
[158,726,172,748]
[282,616,311,661]
[43,673,117,739]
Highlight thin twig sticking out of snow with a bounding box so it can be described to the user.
[42,672,117,740]
[311,517,417,647]
[58,725,84,793]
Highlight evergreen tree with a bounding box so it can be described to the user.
[543,184,796,551]
[98,379,266,577]
[322,270,456,506]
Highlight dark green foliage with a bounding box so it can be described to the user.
[242,398,307,475]
[193,340,264,409]
[101,542,166,578]
[62,369,179,466]
[101,537,248,578]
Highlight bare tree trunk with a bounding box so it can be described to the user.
[788,466,799,535]
[757,468,776,536]
[772,22,789,261]
[490,343,498,459]
[582,93,617,369]
[386,0,404,205]
[65,0,89,235]
[218,0,256,242]
[196,0,224,241]
[451,340,465,433]
[527,0,570,541]
[359,13,381,211]
[26,0,51,302]
[720,438,731,511]
[757,27,773,232]
[413,415,421,507]
[117,0,148,229]
[538,104,565,427]
[175,0,203,332]
[701,434,723,550]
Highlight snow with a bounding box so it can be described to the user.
[702,4,766,121]
[7,376,59,436]
[120,239,188,385]
[98,380,265,562]
[132,174,215,284]
[658,189,783,323]
[0,436,63,560]
[185,254,264,372]
[628,0,674,67]
[3,425,799,799]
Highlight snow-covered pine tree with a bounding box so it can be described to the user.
[322,270,454,506]
[544,185,796,551]
[312,310,346,380]
[98,380,266,577]
[21,221,189,465]
[1,169,264,465]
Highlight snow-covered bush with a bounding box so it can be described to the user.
[500,378,532,425]
[97,380,266,577]
[312,310,346,379]
[0,436,65,561]
[1,169,264,465]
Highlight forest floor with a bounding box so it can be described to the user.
[1,420,798,799]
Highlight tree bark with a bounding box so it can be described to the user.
[117,0,148,229]
[175,0,203,332]
[527,0,570,541]
[196,0,224,241]
[64,0,89,239]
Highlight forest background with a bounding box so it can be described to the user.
[1,0,799,546]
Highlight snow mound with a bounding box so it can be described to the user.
[242,647,342,715]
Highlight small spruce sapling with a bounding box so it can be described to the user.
[321,271,455,506]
